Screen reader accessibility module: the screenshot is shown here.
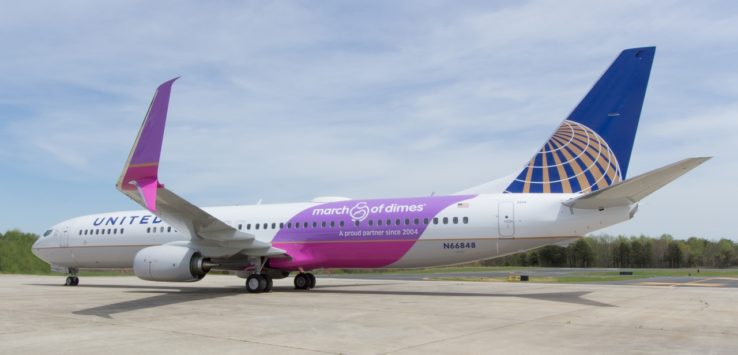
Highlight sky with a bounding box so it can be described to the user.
[1,1,737,240]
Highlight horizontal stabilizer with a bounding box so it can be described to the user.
[563,157,710,210]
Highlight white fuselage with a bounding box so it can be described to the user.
[32,193,633,271]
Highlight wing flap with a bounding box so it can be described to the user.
[563,157,711,210]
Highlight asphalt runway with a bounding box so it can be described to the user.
[1,274,737,354]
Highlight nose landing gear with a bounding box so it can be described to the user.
[64,268,79,286]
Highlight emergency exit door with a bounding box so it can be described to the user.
[498,202,515,237]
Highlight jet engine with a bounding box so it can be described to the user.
[133,245,213,282]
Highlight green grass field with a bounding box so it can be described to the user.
[321,266,738,283]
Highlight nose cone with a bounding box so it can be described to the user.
[31,238,41,257]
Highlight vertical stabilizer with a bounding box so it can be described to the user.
[504,47,655,194]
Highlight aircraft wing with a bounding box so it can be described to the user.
[563,157,711,210]
[115,78,284,256]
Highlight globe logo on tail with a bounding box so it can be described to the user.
[505,120,622,193]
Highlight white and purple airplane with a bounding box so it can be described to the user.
[32,47,708,292]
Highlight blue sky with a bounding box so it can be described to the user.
[1,1,737,239]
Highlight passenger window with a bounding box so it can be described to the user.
[263,223,268,230]
[113,229,117,235]
[443,217,448,224]
[414,218,419,225]
[405,219,410,225]
[160,226,164,232]
[386,219,391,226]
[330,221,335,227]
[238,224,242,230]
[84,230,88,235]
[368,220,374,226]
[168,226,172,232]
[255,224,260,230]
[78,230,82,235]
[321,221,326,228]
[271,223,276,229]
[377,219,382,226]
[433,218,438,225]
[247,224,251,230]
[340,221,345,227]
[312,222,317,228]
[121,228,125,234]
[146,227,150,233]
[463,217,469,224]
[280,222,284,229]
[424,218,429,225]
[354,220,360,226]
[288,222,292,229]
[304,222,308,228]
[395,219,401,226]
[295,222,299,229]
[453,217,458,224]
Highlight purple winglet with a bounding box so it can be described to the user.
[118,77,179,212]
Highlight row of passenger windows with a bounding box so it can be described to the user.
[79,228,125,236]
[236,216,470,231]
[77,216,471,236]
[146,226,175,234]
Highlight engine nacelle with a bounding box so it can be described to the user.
[133,245,210,282]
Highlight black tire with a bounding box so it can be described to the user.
[246,275,262,293]
[294,273,308,290]
[263,275,273,293]
[65,277,73,286]
[72,277,79,286]
[257,275,267,292]
[306,273,316,289]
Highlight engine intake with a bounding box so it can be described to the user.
[133,245,212,282]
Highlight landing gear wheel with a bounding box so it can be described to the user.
[246,275,267,293]
[65,276,73,286]
[306,273,316,289]
[263,275,273,293]
[294,273,309,290]
[72,277,79,286]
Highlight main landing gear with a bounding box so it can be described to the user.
[64,268,79,286]
[245,257,273,293]
[245,274,273,293]
[294,272,316,290]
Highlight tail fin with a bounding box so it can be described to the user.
[505,47,655,194]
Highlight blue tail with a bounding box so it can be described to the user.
[505,47,655,194]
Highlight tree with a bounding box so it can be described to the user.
[614,237,631,268]
[665,241,683,268]
[537,246,567,267]
[568,239,594,267]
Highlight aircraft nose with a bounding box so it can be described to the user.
[31,238,41,258]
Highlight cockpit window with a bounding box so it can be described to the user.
[43,229,53,237]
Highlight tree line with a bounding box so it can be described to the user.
[2,229,737,274]
[483,234,738,268]
[0,230,51,274]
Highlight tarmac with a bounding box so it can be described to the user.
[1,274,737,354]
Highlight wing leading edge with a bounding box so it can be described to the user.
[116,78,284,256]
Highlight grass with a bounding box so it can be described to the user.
[321,266,738,283]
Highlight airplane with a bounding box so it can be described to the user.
[32,47,709,293]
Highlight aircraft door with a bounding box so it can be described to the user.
[498,202,515,237]
[60,225,70,247]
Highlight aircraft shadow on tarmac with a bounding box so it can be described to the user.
[25,281,614,318]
